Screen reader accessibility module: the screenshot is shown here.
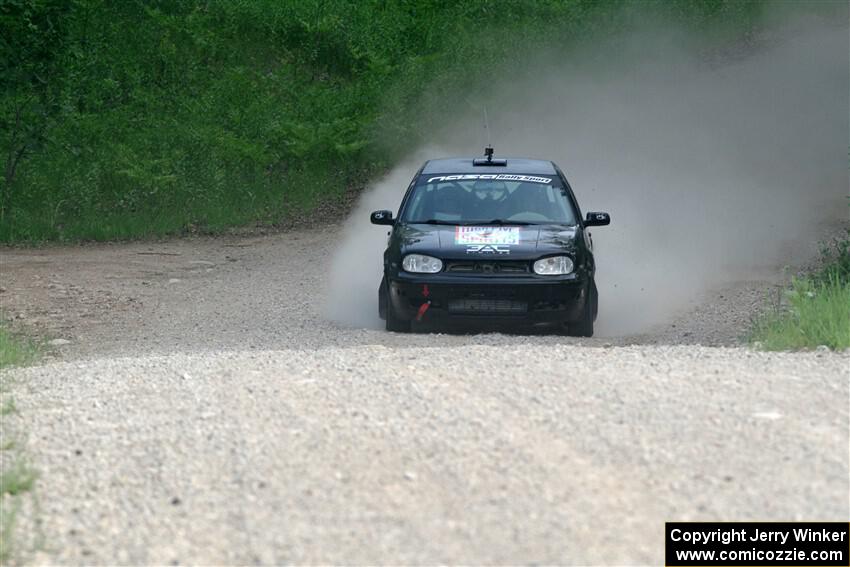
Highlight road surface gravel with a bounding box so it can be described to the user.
[0,227,848,565]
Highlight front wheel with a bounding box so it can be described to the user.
[569,281,596,337]
[382,279,410,333]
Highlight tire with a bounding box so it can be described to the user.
[378,277,388,320]
[569,281,596,337]
[590,279,599,321]
[383,280,411,333]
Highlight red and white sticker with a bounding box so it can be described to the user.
[455,226,520,245]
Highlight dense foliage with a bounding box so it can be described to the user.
[1,0,768,241]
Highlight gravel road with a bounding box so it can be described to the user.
[0,227,800,357]
[1,226,848,565]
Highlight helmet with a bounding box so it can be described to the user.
[472,179,508,201]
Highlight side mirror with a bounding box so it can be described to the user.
[584,211,610,227]
[370,210,395,225]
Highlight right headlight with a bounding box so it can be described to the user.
[533,256,574,275]
[402,254,443,273]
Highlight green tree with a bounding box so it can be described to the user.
[0,0,72,219]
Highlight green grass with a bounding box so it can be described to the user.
[0,397,37,564]
[0,390,37,564]
[0,458,37,564]
[0,498,20,565]
[0,325,39,370]
[0,398,16,416]
[751,236,850,351]
[0,323,40,563]
[0,461,36,498]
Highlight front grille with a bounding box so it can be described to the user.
[445,261,529,275]
[448,298,528,314]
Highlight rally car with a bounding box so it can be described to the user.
[370,148,610,335]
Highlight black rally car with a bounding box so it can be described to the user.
[370,148,610,335]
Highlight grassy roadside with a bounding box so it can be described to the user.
[750,234,850,351]
[0,323,40,564]
[0,326,39,370]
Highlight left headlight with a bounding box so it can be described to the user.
[402,254,443,273]
[533,256,574,275]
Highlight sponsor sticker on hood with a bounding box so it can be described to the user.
[455,226,520,245]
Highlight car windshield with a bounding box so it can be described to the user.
[401,174,577,225]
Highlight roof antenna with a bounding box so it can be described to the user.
[469,101,506,166]
[483,106,493,162]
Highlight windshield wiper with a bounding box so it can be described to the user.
[417,219,460,225]
[475,219,539,226]
[415,219,537,226]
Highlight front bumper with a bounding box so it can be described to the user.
[387,272,589,328]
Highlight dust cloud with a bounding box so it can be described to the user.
[325,12,849,336]
[324,149,440,329]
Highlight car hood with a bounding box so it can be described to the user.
[396,223,579,260]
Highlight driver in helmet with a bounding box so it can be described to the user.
[471,179,508,220]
